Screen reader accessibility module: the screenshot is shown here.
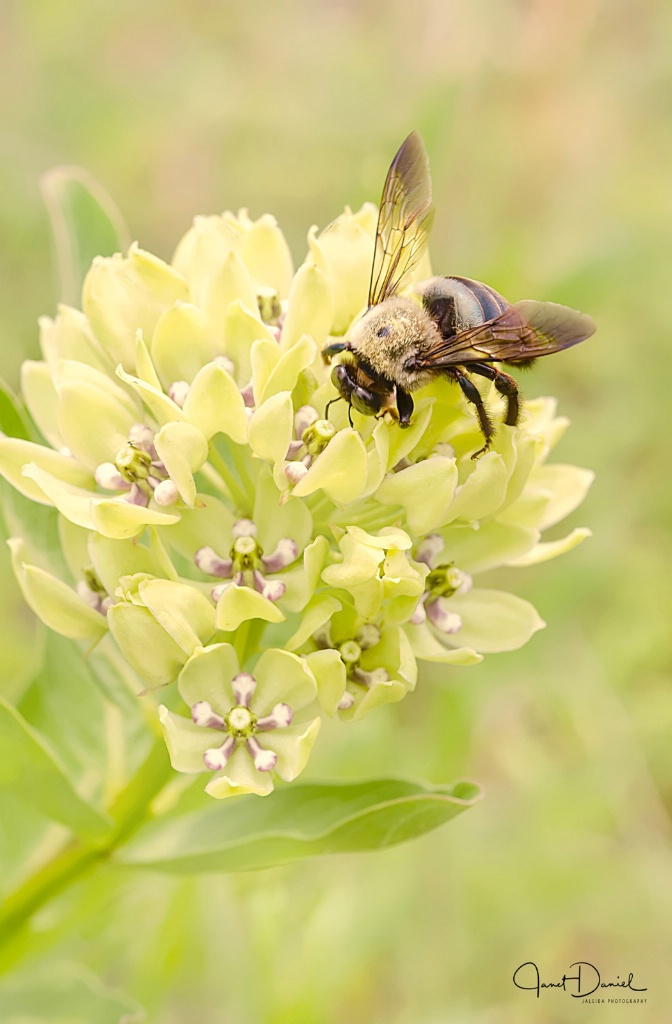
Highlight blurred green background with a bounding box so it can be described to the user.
[1,0,671,1020]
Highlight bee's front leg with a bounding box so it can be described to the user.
[395,386,414,428]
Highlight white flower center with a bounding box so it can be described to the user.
[227,706,254,733]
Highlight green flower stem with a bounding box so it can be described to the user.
[206,445,251,514]
[0,739,172,970]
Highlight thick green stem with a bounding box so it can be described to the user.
[0,740,171,968]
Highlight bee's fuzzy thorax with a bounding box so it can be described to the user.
[348,297,441,390]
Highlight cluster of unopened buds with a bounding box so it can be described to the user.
[1,204,593,798]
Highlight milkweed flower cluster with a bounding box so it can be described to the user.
[0,204,593,798]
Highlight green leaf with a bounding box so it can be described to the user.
[0,377,32,441]
[0,962,145,1023]
[117,777,482,873]
[0,697,111,840]
[40,166,131,307]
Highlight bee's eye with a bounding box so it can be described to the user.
[376,325,391,338]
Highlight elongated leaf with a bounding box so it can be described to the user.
[40,166,131,306]
[0,697,111,840]
[0,377,32,441]
[0,962,145,1023]
[117,777,482,873]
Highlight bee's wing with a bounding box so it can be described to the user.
[369,132,434,307]
[416,300,596,367]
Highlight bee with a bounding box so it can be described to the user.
[322,132,596,456]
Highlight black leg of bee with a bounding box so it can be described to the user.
[469,362,520,426]
[451,369,494,458]
[324,396,342,419]
[347,404,354,428]
[321,341,350,364]
[395,386,414,428]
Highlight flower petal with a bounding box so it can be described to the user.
[138,578,216,655]
[405,622,482,664]
[303,649,347,716]
[0,438,92,505]
[252,648,318,714]
[151,302,219,387]
[8,538,108,641]
[307,206,376,334]
[284,593,342,652]
[215,583,285,632]
[240,213,294,297]
[443,452,508,523]
[530,464,595,530]
[280,262,333,351]
[159,705,211,773]
[178,643,239,715]
[260,335,316,404]
[83,244,189,368]
[20,361,63,449]
[39,304,110,374]
[222,301,276,387]
[248,391,293,485]
[153,421,208,507]
[292,428,368,505]
[261,718,321,781]
[54,359,141,469]
[374,456,458,535]
[439,521,540,575]
[508,527,592,566]
[446,588,546,653]
[108,603,187,687]
[204,744,274,798]
[202,251,258,334]
[182,361,249,444]
[88,532,178,594]
[115,365,185,427]
[89,498,180,540]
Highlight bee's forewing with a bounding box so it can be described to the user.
[418,301,596,367]
[369,132,434,307]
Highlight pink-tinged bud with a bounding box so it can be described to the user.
[415,534,444,568]
[153,479,179,506]
[254,572,286,602]
[212,354,235,376]
[338,691,355,710]
[294,404,319,438]
[240,383,255,408]
[232,518,257,539]
[426,599,463,634]
[95,462,127,490]
[285,461,309,485]
[128,423,155,448]
[192,701,226,729]
[232,672,256,707]
[195,547,233,578]
[409,600,427,625]
[246,736,277,772]
[168,380,190,407]
[203,736,236,770]
[256,702,293,730]
[261,538,298,572]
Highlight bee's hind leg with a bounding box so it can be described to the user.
[451,368,494,458]
[469,362,520,426]
[395,386,414,428]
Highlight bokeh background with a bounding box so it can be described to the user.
[1,1,672,1020]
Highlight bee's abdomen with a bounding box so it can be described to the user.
[419,276,510,337]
